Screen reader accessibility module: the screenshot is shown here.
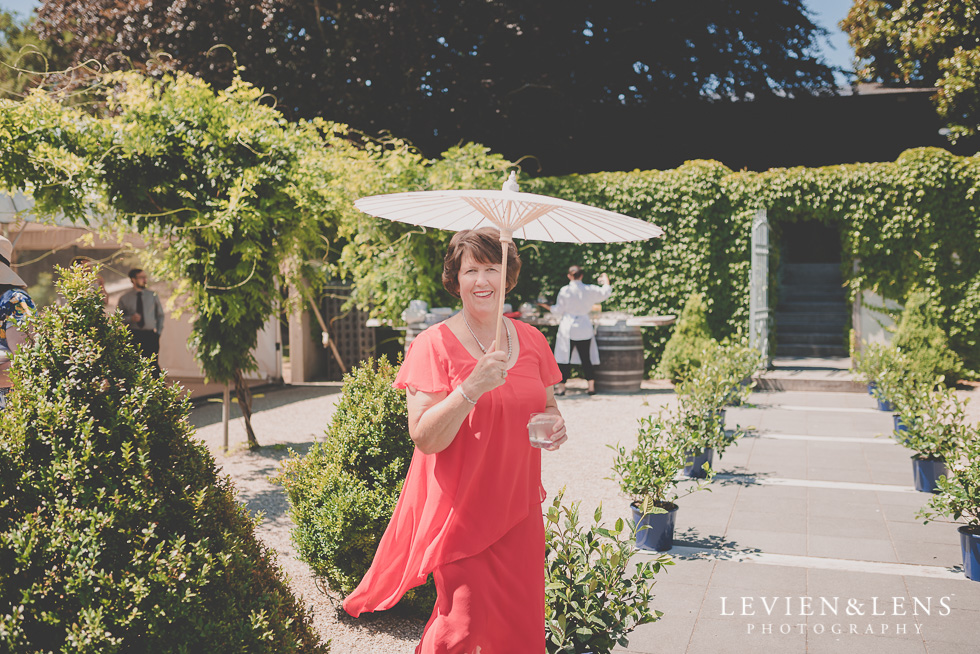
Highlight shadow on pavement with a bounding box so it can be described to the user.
[226,441,318,523]
[709,471,774,487]
[188,385,342,429]
[671,529,747,553]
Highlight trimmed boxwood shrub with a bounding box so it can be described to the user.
[656,292,714,381]
[275,357,435,617]
[892,290,962,383]
[0,269,327,654]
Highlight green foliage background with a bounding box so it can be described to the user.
[506,148,980,376]
[2,69,979,378]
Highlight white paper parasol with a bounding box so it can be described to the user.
[355,172,665,347]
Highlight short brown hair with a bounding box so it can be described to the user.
[568,265,584,279]
[442,227,521,298]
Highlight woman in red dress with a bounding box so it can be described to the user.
[343,227,566,653]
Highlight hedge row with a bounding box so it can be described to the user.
[513,148,980,376]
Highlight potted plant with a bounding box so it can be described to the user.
[887,370,941,445]
[715,335,763,406]
[870,361,905,412]
[900,386,966,493]
[674,343,751,478]
[854,342,893,396]
[669,405,737,479]
[610,411,713,551]
[674,343,734,416]
[918,428,980,581]
[545,489,673,654]
[854,343,904,410]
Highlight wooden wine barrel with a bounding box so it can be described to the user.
[594,322,645,392]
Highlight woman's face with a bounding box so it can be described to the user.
[457,251,502,313]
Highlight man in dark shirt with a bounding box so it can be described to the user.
[117,269,165,377]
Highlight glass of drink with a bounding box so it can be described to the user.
[527,412,559,449]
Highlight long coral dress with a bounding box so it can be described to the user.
[343,319,562,653]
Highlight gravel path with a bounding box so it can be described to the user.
[188,380,979,653]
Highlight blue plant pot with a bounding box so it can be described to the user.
[867,381,876,395]
[959,526,980,582]
[877,397,893,412]
[631,502,677,552]
[912,457,948,493]
[893,415,910,445]
[684,447,714,479]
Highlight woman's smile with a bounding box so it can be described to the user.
[458,252,501,308]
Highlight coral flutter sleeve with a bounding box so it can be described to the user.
[393,328,453,394]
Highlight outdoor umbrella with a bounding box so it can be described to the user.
[355,172,665,347]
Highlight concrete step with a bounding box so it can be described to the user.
[777,322,848,335]
[775,332,846,345]
[752,357,865,392]
[774,344,849,357]
[782,263,844,285]
[778,290,848,304]
[775,312,849,325]
[777,303,849,315]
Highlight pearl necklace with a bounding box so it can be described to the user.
[462,311,512,360]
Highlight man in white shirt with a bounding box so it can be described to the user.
[117,269,165,377]
[542,265,611,395]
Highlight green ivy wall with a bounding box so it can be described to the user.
[515,148,980,376]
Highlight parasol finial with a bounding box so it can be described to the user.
[502,171,519,193]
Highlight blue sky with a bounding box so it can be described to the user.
[0,0,35,18]
[0,0,856,73]
[807,0,857,73]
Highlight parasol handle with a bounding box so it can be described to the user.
[496,229,513,351]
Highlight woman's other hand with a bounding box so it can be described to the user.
[540,413,567,451]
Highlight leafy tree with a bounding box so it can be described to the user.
[0,66,516,445]
[33,0,837,157]
[0,268,327,653]
[0,9,76,100]
[0,69,378,448]
[337,142,513,320]
[841,0,980,143]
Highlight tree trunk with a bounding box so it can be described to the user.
[233,369,260,450]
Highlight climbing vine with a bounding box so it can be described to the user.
[519,149,980,376]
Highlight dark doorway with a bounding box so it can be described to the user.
[781,220,841,263]
[774,219,848,358]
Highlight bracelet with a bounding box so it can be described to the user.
[456,385,478,405]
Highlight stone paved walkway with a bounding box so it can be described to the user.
[617,390,980,654]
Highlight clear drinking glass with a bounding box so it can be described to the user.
[527,412,559,449]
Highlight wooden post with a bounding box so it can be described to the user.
[222,383,230,451]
